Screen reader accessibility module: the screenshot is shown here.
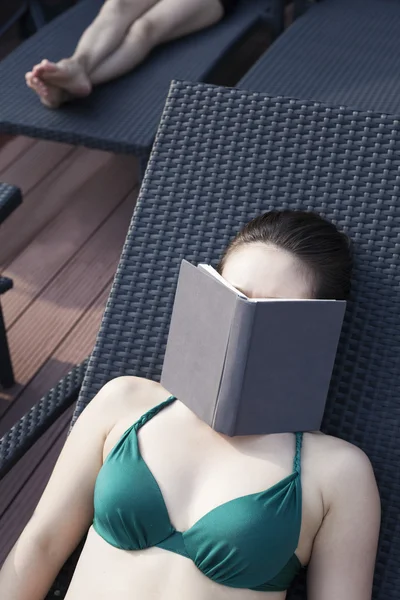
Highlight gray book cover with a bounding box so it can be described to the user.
[161,260,346,436]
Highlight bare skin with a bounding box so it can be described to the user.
[0,244,381,600]
[25,0,225,108]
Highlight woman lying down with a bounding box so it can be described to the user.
[0,210,380,600]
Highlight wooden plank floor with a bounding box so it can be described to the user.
[0,135,139,563]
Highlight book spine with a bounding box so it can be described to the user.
[212,298,256,436]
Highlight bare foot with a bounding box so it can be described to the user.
[25,71,71,109]
[32,58,92,98]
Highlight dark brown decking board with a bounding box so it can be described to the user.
[0,191,137,418]
[2,154,137,327]
[0,136,36,173]
[1,145,125,268]
[0,135,14,150]
[0,139,75,197]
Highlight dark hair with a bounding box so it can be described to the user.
[217,210,352,300]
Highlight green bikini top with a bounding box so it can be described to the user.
[93,396,304,592]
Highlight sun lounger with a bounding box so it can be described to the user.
[2,79,398,598]
[239,0,400,114]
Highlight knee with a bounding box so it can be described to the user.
[128,15,160,46]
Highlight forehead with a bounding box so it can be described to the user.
[221,243,312,299]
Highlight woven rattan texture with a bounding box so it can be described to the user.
[0,359,88,480]
[0,0,268,155]
[240,0,400,115]
[75,82,399,597]
[0,183,22,225]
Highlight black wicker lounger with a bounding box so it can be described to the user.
[239,0,400,114]
[0,0,279,160]
[2,80,399,599]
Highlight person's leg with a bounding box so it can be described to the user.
[70,0,160,72]
[26,0,159,106]
[86,0,224,84]
[26,0,224,108]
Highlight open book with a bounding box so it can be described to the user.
[161,260,346,436]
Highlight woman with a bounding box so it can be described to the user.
[25,0,236,108]
[0,210,380,600]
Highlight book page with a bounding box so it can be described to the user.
[198,264,247,298]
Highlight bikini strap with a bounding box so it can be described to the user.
[293,432,303,474]
[134,395,176,432]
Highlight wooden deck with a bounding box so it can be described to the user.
[0,136,139,563]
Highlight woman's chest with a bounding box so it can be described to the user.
[102,412,298,533]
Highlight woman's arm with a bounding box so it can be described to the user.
[0,378,124,600]
[307,444,381,600]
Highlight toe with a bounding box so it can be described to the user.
[37,80,49,97]
[42,59,58,72]
[26,73,37,91]
[32,76,45,91]
[27,74,50,100]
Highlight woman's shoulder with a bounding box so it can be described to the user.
[305,431,378,507]
[97,375,163,398]
[306,430,372,465]
[84,376,170,430]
